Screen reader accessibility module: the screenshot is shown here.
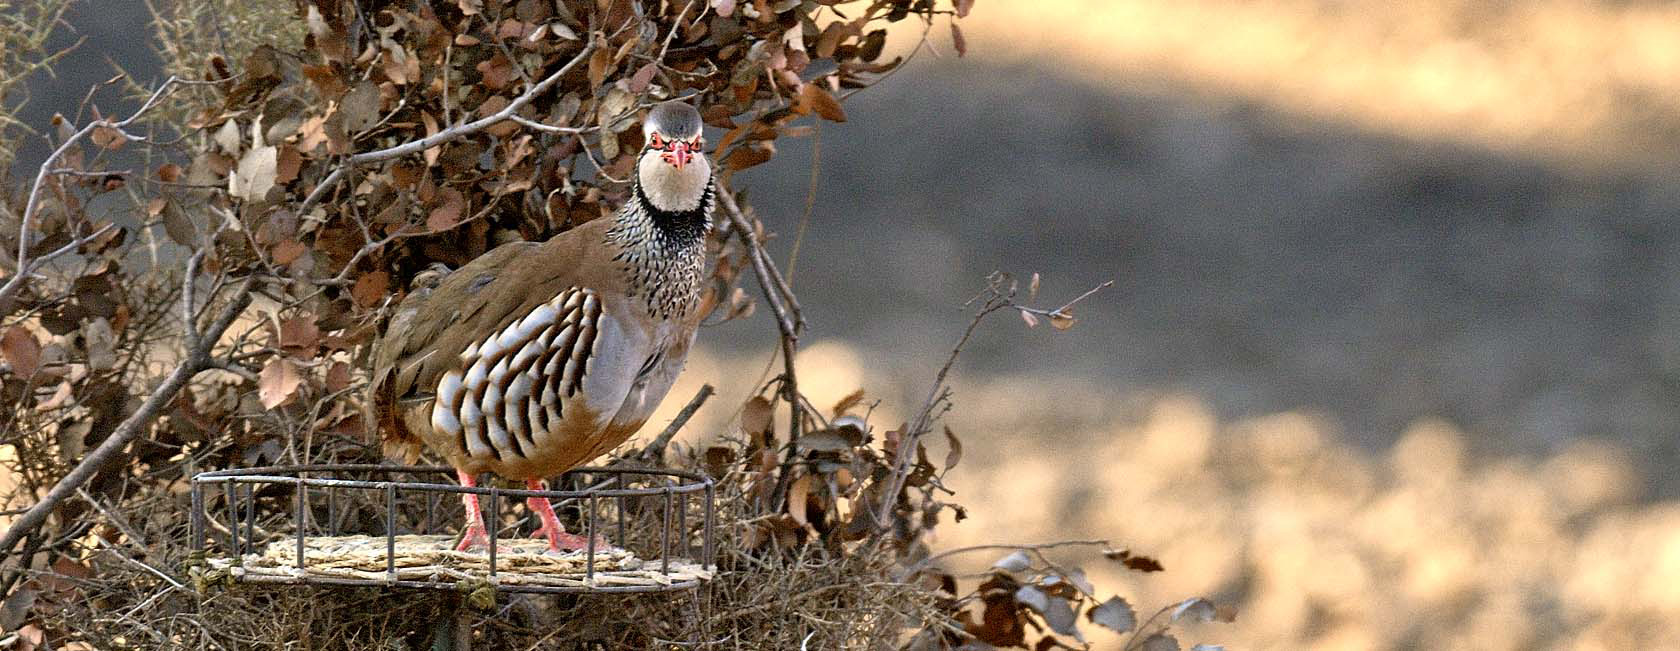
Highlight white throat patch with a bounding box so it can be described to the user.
[637,150,711,212]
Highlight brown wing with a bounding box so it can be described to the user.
[368,219,626,462]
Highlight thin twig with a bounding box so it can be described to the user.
[636,384,714,464]
[296,42,596,217]
[0,278,254,562]
[0,75,209,313]
[910,539,1113,573]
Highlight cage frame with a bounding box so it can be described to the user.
[189,463,716,594]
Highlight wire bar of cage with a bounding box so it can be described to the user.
[189,464,715,594]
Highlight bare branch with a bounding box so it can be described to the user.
[0,278,254,563]
[0,75,208,314]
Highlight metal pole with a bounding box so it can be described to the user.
[487,486,498,580]
[295,477,307,569]
[386,483,397,582]
[586,493,597,585]
[190,480,204,552]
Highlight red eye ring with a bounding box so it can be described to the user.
[649,133,665,149]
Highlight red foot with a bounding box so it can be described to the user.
[455,522,492,552]
[525,479,610,553]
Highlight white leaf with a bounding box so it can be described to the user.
[1043,596,1082,641]
[992,550,1030,572]
[1087,596,1136,633]
[1141,633,1180,651]
[1172,597,1218,623]
[214,119,241,154]
[230,145,278,201]
[1013,585,1048,613]
[1065,568,1095,596]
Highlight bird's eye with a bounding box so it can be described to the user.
[649,133,664,149]
[689,137,702,149]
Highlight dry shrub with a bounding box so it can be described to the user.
[0,0,1229,649]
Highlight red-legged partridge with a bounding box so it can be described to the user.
[368,101,713,551]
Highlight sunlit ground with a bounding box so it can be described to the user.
[644,340,1671,650]
[648,1,1680,648]
[957,0,1680,174]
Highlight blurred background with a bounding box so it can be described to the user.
[16,0,1680,649]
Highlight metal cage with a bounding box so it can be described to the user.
[189,464,716,593]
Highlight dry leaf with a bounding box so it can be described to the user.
[258,358,304,409]
[91,126,127,150]
[832,388,866,416]
[796,83,847,122]
[325,361,351,393]
[272,239,308,265]
[1172,598,1218,623]
[1050,309,1075,330]
[742,396,773,434]
[942,425,963,471]
[1141,634,1180,651]
[2,327,42,377]
[230,144,278,201]
[278,315,320,357]
[1019,309,1039,328]
[629,62,658,93]
[1104,548,1165,572]
[955,0,975,18]
[351,271,391,308]
[950,22,966,57]
[427,187,466,231]
[992,550,1030,572]
[1088,596,1136,633]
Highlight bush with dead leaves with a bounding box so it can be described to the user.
[0,1,1230,649]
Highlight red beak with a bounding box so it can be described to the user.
[662,141,692,169]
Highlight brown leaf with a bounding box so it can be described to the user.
[950,21,967,57]
[628,62,658,94]
[275,145,302,184]
[955,0,975,18]
[1019,309,1039,328]
[2,327,42,377]
[160,198,197,246]
[587,38,612,89]
[351,271,391,308]
[155,163,182,183]
[279,315,320,357]
[742,396,773,435]
[476,52,515,91]
[272,239,308,265]
[1050,309,1075,330]
[942,425,963,471]
[787,475,811,526]
[427,187,466,231]
[1103,548,1165,573]
[724,141,775,172]
[258,358,304,409]
[91,126,127,151]
[831,388,866,416]
[325,361,351,393]
[796,83,847,122]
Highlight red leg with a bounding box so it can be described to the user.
[525,479,597,552]
[455,470,492,552]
